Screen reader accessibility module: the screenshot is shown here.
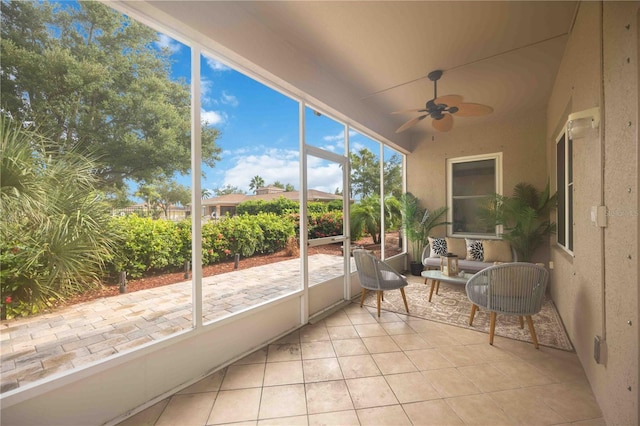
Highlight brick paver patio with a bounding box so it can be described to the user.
[0,254,350,393]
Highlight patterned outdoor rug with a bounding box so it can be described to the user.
[361,277,573,351]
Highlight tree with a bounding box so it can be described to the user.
[215,184,245,196]
[1,116,116,318]
[350,195,403,244]
[350,148,380,199]
[249,175,265,194]
[271,181,295,192]
[201,188,213,199]
[384,153,403,199]
[136,180,190,218]
[104,186,133,208]
[349,148,402,199]
[0,1,222,193]
[135,184,161,218]
[154,181,191,218]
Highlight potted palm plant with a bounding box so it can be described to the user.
[400,193,449,275]
[479,182,557,262]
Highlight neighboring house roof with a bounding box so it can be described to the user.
[202,188,342,206]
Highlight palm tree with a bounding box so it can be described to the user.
[249,175,265,194]
[480,182,557,262]
[1,116,116,317]
[400,193,449,268]
[350,195,403,245]
[201,188,213,199]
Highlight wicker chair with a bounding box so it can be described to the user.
[353,249,409,317]
[465,262,549,349]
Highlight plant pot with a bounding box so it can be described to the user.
[409,262,423,276]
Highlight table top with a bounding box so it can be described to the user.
[421,269,474,284]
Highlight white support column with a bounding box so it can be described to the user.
[191,46,203,328]
[379,141,385,260]
[299,101,309,324]
[344,123,352,301]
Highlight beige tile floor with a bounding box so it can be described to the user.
[117,303,603,426]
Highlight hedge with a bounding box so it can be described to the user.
[108,212,300,278]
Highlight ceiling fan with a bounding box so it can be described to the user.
[393,70,493,133]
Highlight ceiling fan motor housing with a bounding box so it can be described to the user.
[427,70,443,81]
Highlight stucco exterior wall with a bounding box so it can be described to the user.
[546,2,638,424]
[406,108,548,259]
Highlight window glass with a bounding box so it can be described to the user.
[349,131,383,258]
[383,146,404,259]
[556,131,573,251]
[448,154,501,236]
[200,52,300,323]
[0,0,197,390]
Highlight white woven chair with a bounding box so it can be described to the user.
[353,249,409,317]
[465,262,549,348]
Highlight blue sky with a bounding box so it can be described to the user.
[46,0,391,198]
[156,33,382,196]
[51,0,388,198]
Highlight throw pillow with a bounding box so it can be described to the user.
[428,237,447,258]
[482,240,513,263]
[465,238,484,261]
[445,237,467,259]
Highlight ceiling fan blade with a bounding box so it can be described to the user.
[454,103,493,117]
[391,108,426,115]
[432,114,453,132]
[396,115,427,133]
[433,94,463,107]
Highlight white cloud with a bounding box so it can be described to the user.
[307,129,359,153]
[220,91,239,107]
[221,147,342,194]
[205,57,230,72]
[349,141,368,152]
[201,109,226,126]
[200,77,214,98]
[155,34,182,54]
[323,129,357,143]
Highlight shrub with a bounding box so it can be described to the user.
[252,212,296,253]
[236,197,299,215]
[201,220,231,264]
[309,211,343,239]
[307,202,328,214]
[287,211,343,240]
[0,117,116,319]
[215,214,264,257]
[326,199,343,212]
[109,215,185,278]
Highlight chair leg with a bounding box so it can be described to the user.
[381,292,384,301]
[469,304,478,325]
[376,291,382,317]
[489,312,497,345]
[525,315,539,349]
[360,288,367,307]
[400,287,409,314]
[518,316,524,329]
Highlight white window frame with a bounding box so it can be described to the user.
[555,127,573,253]
[446,152,503,238]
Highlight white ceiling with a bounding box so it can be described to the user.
[122,1,578,150]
